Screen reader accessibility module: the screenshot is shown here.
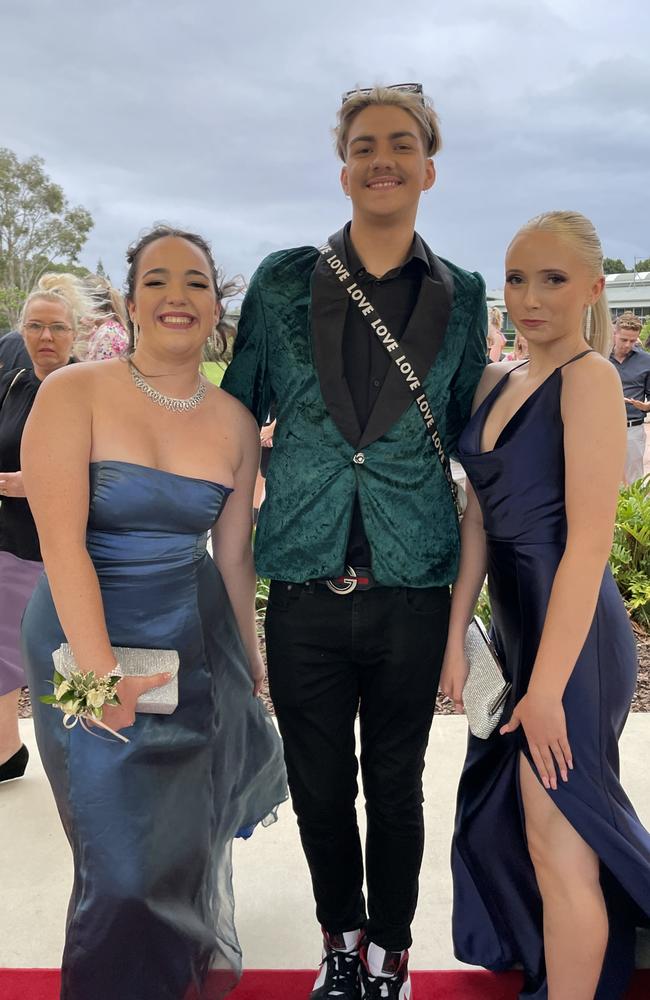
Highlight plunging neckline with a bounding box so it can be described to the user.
[476,350,594,456]
[478,360,547,455]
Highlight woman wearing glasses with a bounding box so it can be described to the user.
[0,274,96,782]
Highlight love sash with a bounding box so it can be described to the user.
[317,240,466,518]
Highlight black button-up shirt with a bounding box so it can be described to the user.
[610,346,650,423]
[342,229,430,568]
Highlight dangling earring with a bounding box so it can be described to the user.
[585,304,592,341]
[132,320,140,349]
[211,326,220,352]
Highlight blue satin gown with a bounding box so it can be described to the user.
[451,354,650,999]
[22,461,288,1000]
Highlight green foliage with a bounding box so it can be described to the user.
[475,584,492,628]
[640,318,650,349]
[610,476,650,628]
[635,258,650,273]
[0,147,93,328]
[256,576,270,628]
[0,285,25,332]
[603,257,628,274]
[37,259,92,280]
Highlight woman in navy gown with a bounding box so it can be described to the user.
[20,226,287,1000]
[440,210,650,999]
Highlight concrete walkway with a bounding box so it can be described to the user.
[2,714,649,972]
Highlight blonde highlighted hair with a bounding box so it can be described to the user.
[615,311,642,333]
[86,275,128,328]
[20,273,102,337]
[514,211,611,357]
[489,306,503,330]
[333,85,442,162]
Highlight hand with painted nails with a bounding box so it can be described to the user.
[499,688,573,790]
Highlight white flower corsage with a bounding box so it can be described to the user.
[40,667,129,743]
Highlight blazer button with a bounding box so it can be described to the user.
[353,452,365,465]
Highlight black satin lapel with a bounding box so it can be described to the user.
[358,252,454,449]
[310,229,361,447]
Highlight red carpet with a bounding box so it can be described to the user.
[2,968,649,999]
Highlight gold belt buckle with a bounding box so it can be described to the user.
[325,565,358,595]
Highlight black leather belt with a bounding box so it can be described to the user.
[627,419,645,427]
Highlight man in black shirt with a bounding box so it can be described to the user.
[342,228,432,570]
[609,312,650,483]
[223,84,486,1000]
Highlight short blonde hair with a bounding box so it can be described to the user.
[333,85,442,162]
[513,210,611,357]
[615,311,642,333]
[20,272,101,335]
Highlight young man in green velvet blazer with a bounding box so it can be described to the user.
[223,84,487,1000]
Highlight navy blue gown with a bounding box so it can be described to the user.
[451,355,650,999]
[22,460,288,1000]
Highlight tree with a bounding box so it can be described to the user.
[634,258,650,273]
[603,258,628,274]
[0,147,93,327]
[641,318,650,349]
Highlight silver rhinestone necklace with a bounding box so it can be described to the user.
[129,362,207,413]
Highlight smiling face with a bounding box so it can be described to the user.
[504,230,604,348]
[128,236,220,358]
[21,298,75,378]
[340,104,435,223]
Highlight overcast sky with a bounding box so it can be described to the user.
[1,0,648,294]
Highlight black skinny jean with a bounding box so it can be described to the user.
[265,580,450,951]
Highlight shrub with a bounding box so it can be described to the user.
[475,585,491,628]
[610,476,650,629]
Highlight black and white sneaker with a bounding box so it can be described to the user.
[310,929,362,999]
[359,943,411,999]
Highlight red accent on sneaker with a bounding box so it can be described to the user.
[360,943,410,976]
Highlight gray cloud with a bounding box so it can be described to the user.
[1,0,648,290]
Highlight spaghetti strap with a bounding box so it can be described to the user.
[557,348,594,370]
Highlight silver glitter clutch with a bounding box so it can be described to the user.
[52,645,180,715]
[462,617,512,739]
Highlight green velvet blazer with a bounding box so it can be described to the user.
[222,233,487,587]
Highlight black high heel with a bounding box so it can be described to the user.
[0,744,29,782]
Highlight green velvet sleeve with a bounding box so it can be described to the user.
[447,272,488,457]
[221,269,271,426]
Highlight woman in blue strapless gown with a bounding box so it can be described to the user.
[20,227,287,1000]
[440,212,650,999]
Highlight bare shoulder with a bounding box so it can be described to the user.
[472,361,517,413]
[560,352,621,408]
[560,352,625,439]
[33,360,107,400]
[39,358,123,398]
[207,382,259,441]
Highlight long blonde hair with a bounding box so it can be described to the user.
[488,306,503,330]
[87,275,128,328]
[514,211,611,357]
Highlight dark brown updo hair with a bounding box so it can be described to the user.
[124,224,244,357]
